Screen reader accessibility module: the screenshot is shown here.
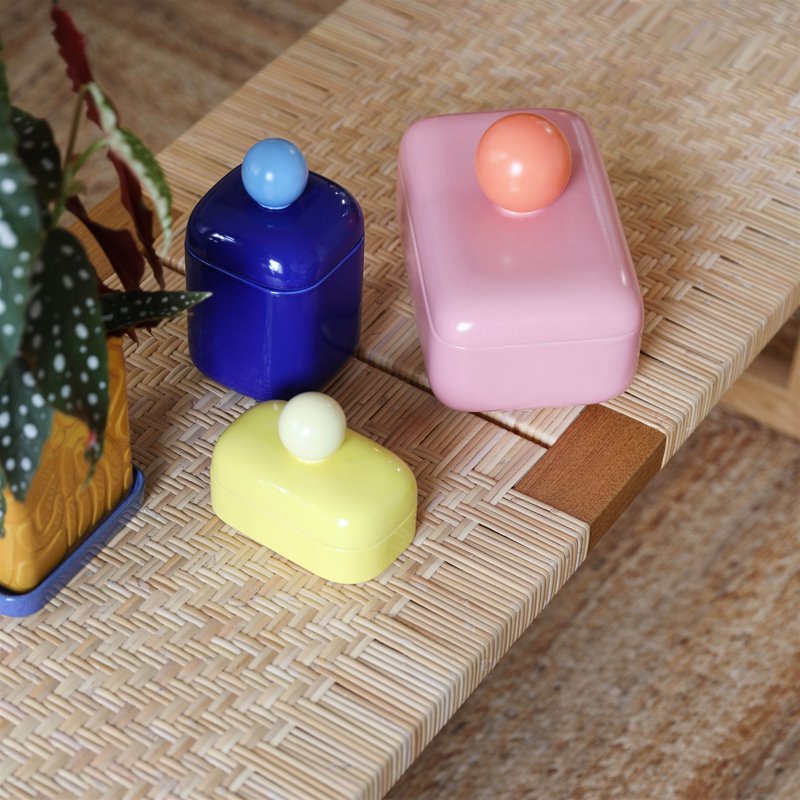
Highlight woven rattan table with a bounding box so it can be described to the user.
[2,1,799,798]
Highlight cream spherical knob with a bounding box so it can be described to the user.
[278,392,347,461]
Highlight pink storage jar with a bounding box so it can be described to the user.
[397,108,643,412]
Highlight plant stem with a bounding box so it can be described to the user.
[70,138,104,178]
[50,186,69,228]
[51,137,104,225]
[51,192,67,228]
[51,88,89,226]
[63,87,85,172]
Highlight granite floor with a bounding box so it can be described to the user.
[2,3,799,798]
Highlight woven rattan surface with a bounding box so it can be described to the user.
[0,313,587,799]
[2,0,799,798]
[160,0,800,458]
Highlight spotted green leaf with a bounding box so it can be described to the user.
[23,228,108,467]
[101,290,210,335]
[0,355,54,504]
[0,48,45,382]
[87,83,172,258]
[9,106,62,209]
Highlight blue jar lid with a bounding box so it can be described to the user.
[186,165,364,292]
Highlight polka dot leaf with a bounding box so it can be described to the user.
[9,106,62,209]
[0,46,45,382]
[22,228,108,469]
[101,290,210,335]
[0,355,54,510]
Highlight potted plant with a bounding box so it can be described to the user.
[0,6,207,604]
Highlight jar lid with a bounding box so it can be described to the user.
[186,165,364,291]
[398,109,642,347]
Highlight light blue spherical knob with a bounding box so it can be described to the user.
[241,138,309,210]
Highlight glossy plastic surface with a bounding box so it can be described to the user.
[475,112,572,212]
[278,392,346,461]
[187,166,363,291]
[186,165,364,400]
[398,108,643,411]
[211,401,417,584]
[241,138,308,209]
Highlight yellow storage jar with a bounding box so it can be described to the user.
[211,395,417,584]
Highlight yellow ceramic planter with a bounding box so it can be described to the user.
[0,337,133,593]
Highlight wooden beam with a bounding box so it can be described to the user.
[515,405,666,549]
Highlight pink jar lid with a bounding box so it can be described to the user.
[398,109,642,348]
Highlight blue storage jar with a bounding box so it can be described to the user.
[185,139,364,400]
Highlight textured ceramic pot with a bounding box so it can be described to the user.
[0,337,133,593]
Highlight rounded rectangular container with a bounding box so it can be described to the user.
[186,167,364,400]
[397,108,643,411]
[211,401,417,584]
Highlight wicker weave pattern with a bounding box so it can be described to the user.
[2,1,799,797]
[0,312,587,799]
[160,0,800,458]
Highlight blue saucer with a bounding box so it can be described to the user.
[0,467,145,618]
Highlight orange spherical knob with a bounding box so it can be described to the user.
[475,113,572,213]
